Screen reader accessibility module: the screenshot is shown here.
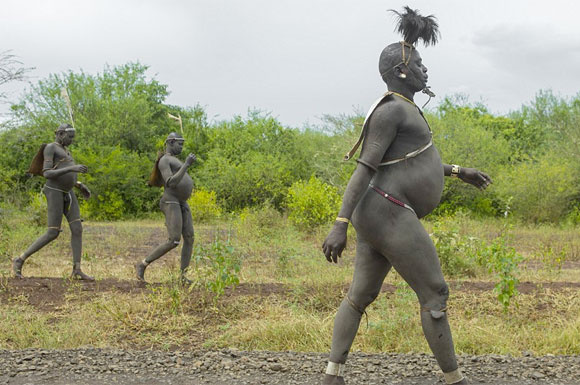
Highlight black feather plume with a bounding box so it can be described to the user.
[390,6,440,46]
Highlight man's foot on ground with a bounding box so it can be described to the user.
[71,269,95,281]
[135,262,147,283]
[12,257,24,279]
[322,374,346,385]
[438,378,469,385]
[180,276,193,286]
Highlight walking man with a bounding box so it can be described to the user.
[321,8,492,385]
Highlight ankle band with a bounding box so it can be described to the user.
[444,368,464,384]
[142,259,150,266]
[325,362,344,376]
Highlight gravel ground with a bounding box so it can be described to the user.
[1,349,579,385]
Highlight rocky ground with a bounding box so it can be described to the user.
[1,349,578,385]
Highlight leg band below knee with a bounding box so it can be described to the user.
[421,306,447,319]
[325,362,344,376]
[142,259,150,266]
[444,368,464,384]
[346,295,369,328]
[345,295,365,315]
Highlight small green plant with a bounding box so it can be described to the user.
[192,238,241,305]
[538,245,567,275]
[286,175,341,230]
[430,218,480,278]
[475,225,522,311]
[187,189,222,222]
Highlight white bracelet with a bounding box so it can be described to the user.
[444,368,464,384]
[325,362,344,376]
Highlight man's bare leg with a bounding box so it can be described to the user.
[368,211,465,384]
[136,202,182,282]
[66,192,93,281]
[13,188,63,278]
[324,236,391,385]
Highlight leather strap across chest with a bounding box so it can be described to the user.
[344,92,432,166]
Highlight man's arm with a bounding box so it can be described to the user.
[160,154,196,188]
[322,102,402,263]
[42,144,86,179]
[443,163,492,190]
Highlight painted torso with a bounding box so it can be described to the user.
[161,154,193,202]
[363,98,444,218]
[45,143,77,192]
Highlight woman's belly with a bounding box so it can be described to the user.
[368,146,444,218]
[164,174,193,202]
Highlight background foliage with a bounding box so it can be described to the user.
[0,63,579,225]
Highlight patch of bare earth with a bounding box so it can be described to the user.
[2,277,579,314]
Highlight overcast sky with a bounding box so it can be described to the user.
[2,0,580,127]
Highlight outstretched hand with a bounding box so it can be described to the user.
[322,222,348,263]
[79,184,91,199]
[459,168,492,190]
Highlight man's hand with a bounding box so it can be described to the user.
[72,164,88,173]
[185,153,196,167]
[79,184,91,199]
[459,168,492,190]
[322,222,348,263]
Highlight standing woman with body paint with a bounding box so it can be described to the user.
[136,132,196,284]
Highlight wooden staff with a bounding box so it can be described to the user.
[60,87,75,127]
[167,113,183,134]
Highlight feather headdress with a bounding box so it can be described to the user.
[390,6,440,47]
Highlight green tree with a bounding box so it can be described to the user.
[196,111,312,211]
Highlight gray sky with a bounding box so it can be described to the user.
[2,0,580,127]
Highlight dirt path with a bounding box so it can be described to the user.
[2,277,579,313]
[1,348,579,385]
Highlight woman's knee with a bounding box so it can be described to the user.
[46,228,61,241]
[69,221,83,236]
[167,236,181,249]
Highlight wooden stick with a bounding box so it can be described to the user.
[60,87,75,127]
[167,113,183,134]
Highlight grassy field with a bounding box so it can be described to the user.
[0,208,578,356]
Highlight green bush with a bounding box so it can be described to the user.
[187,189,221,222]
[75,145,160,220]
[0,203,42,263]
[494,153,578,222]
[237,203,286,241]
[429,217,480,278]
[191,239,241,305]
[27,190,48,227]
[475,225,522,311]
[195,111,312,211]
[286,175,342,230]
